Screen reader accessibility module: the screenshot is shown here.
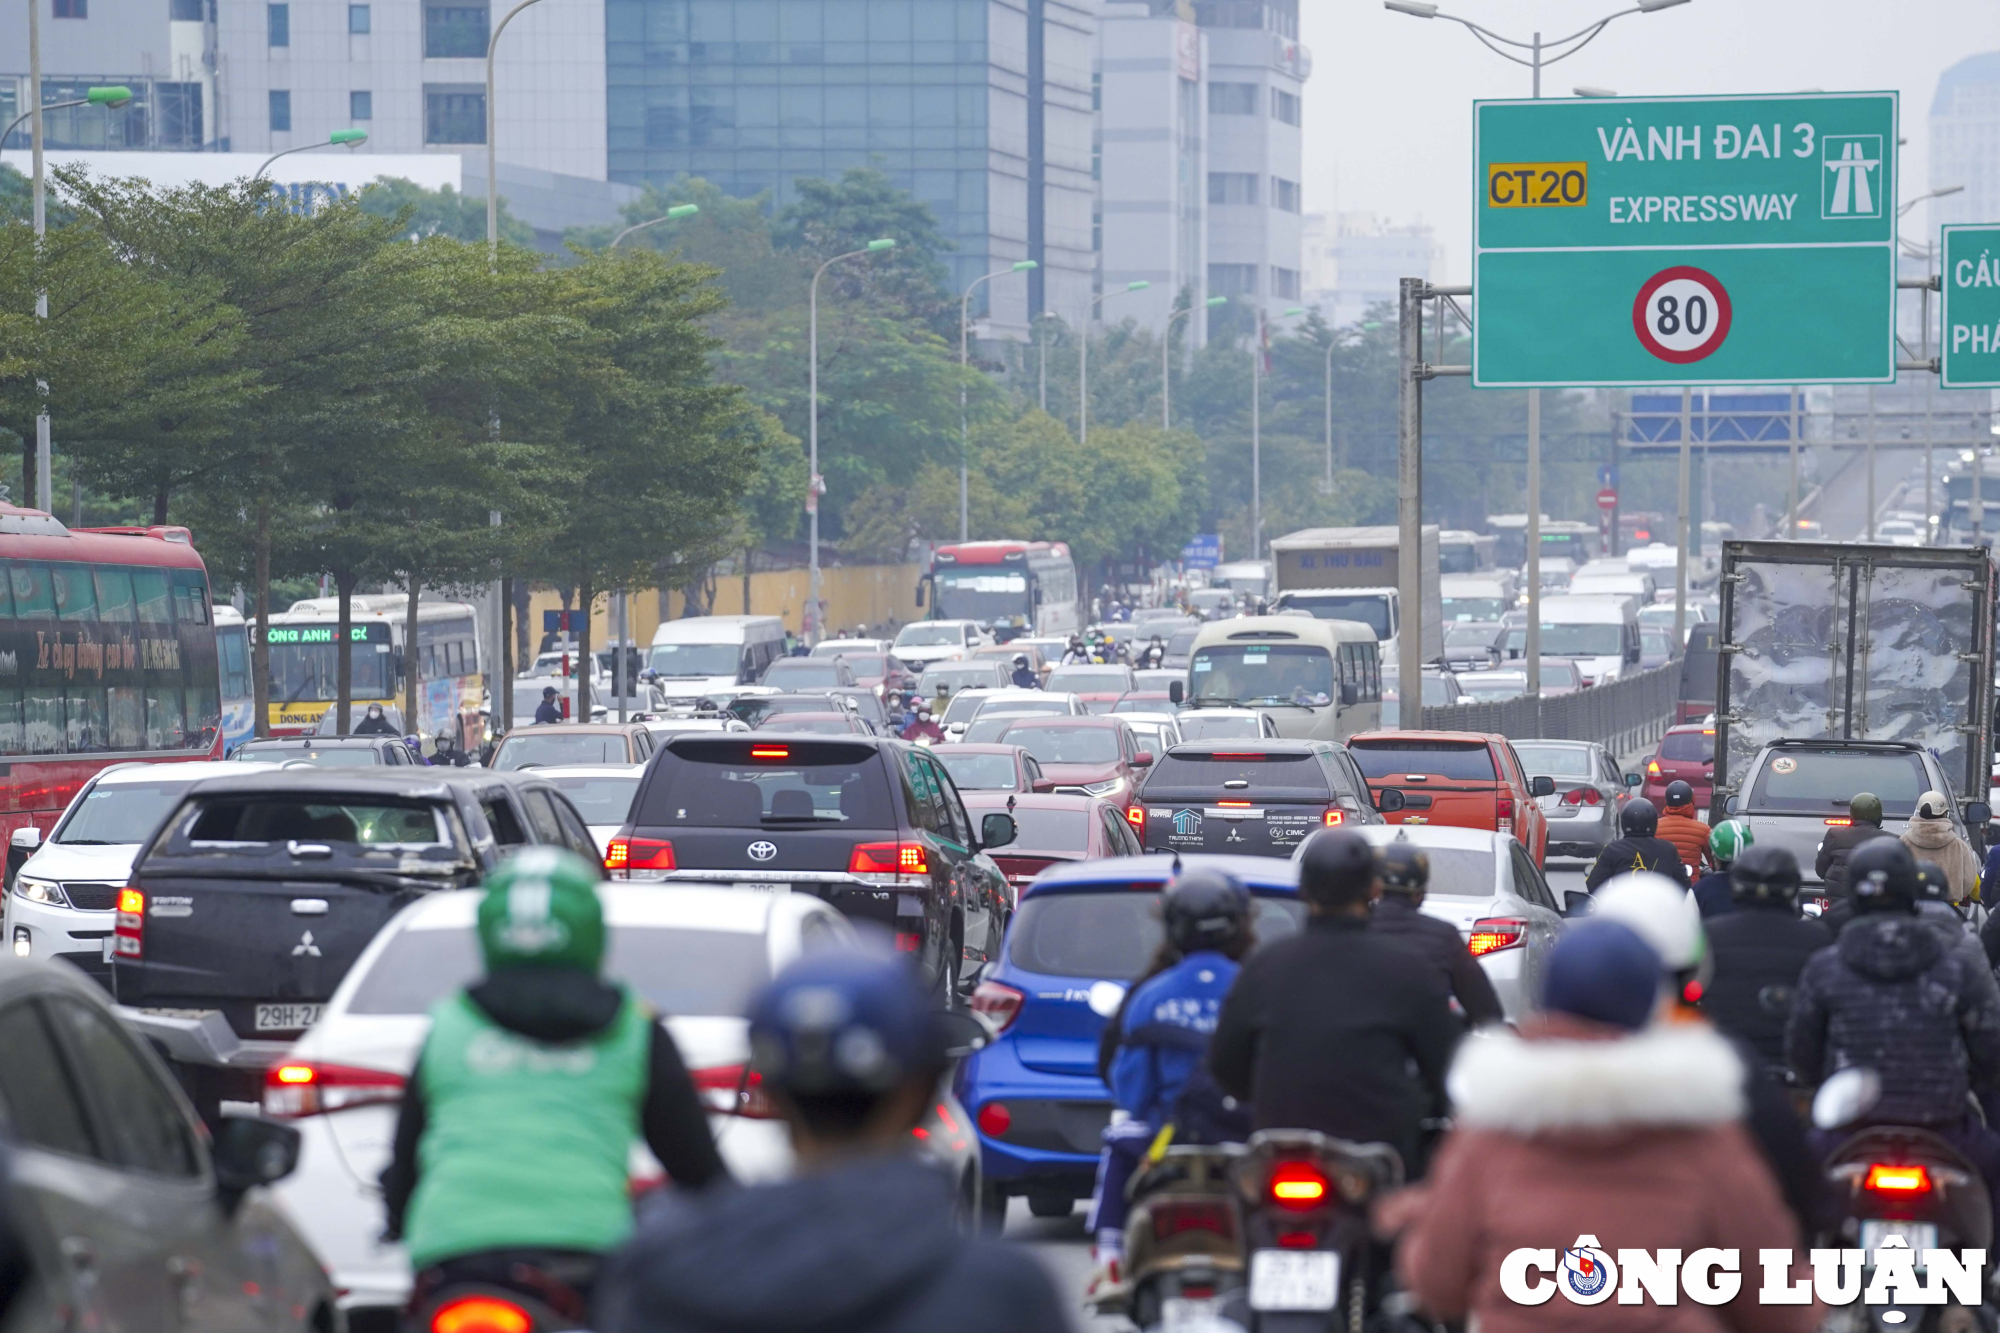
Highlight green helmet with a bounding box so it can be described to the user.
[1709,818,1752,866]
[476,847,606,973]
[1850,791,1883,825]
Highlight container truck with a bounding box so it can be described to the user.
[1267,525,1443,664]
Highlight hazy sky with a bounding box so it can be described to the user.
[1299,0,1997,281]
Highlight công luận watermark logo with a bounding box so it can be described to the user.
[1502,1235,1986,1309]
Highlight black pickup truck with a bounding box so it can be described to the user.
[111,768,600,1115]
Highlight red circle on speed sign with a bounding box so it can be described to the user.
[1596,488,1618,511]
[1632,266,1733,364]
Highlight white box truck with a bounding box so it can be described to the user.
[1267,525,1443,665]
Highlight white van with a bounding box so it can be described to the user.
[1500,595,1640,687]
[1176,616,1383,742]
[1567,568,1656,602]
[645,615,788,706]
[1439,573,1516,624]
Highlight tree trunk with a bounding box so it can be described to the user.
[334,568,357,735]
[404,571,422,743]
[153,490,169,526]
[252,497,272,738]
[575,573,594,722]
[500,575,515,733]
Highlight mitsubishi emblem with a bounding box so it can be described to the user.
[292,930,322,957]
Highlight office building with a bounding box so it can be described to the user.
[1302,210,1436,330]
[1198,0,1305,324]
[0,0,209,151]
[1095,2,1206,340]
[1930,50,2000,235]
[605,0,1097,340]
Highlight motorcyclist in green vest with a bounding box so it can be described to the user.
[379,847,729,1318]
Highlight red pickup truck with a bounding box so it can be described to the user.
[1348,730,1557,866]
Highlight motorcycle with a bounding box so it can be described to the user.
[1811,1068,1994,1333]
[1229,1130,1405,1333]
[1112,1142,1250,1331]
[405,1252,596,1333]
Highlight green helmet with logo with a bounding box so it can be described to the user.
[1709,818,1752,866]
[476,847,606,973]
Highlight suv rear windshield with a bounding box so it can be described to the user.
[1350,742,1497,782]
[638,740,891,827]
[937,752,1020,791]
[1009,891,1305,977]
[1749,749,1930,817]
[180,796,448,846]
[494,733,628,769]
[1146,751,1327,792]
[1660,730,1715,762]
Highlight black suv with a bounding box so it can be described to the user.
[610,733,1017,997]
[1135,739,1402,858]
[112,768,601,1116]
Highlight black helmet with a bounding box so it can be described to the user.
[1620,797,1659,839]
[1729,843,1801,904]
[1914,860,1951,902]
[1663,779,1694,806]
[1297,828,1379,910]
[1378,839,1430,897]
[1162,868,1251,953]
[1848,837,1919,912]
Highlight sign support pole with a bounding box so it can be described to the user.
[1787,387,1801,537]
[1398,278,1424,729]
[1675,387,1690,650]
[1525,390,1541,698]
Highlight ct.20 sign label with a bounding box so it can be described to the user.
[1473,92,1898,388]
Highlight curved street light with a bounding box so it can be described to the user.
[610,203,700,248]
[1080,280,1150,445]
[1163,295,1228,430]
[484,0,550,258]
[1,84,131,148]
[806,238,897,641]
[1250,304,1307,558]
[254,127,368,180]
[958,260,1037,540]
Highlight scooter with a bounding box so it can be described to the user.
[405,1252,596,1333]
[1115,1142,1251,1332]
[1812,1068,1994,1333]
[1229,1130,1405,1333]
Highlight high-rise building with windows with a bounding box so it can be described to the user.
[1198,0,1305,324]
[1931,51,2000,235]
[605,0,1097,339]
[1302,211,1436,330]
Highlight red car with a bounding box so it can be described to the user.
[1641,723,1715,809]
[1348,730,1556,867]
[994,716,1151,812]
[935,743,1054,795]
[1041,664,1137,715]
[959,792,1144,893]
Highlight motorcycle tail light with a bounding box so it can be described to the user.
[1151,1198,1234,1241]
[1269,1161,1330,1210]
[431,1296,532,1333]
[1468,917,1528,957]
[113,887,144,959]
[969,981,1026,1033]
[1864,1164,1931,1193]
[263,1061,406,1118]
[688,1063,778,1119]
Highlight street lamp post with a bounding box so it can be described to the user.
[1080,281,1149,445]
[1322,335,1339,493]
[808,239,897,643]
[16,79,133,515]
[254,127,369,179]
[610,203,699,248]
[959,261,1037,541]
[1,85,132,150]
[1251,305,1307,559]
[485,0,551,260]
[1163,295,1228,430]
[1032,312,1063,414]
[1386,0,1689,696]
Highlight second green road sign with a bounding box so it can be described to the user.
[1474,92,1898,388]
[1941,223,2000,388]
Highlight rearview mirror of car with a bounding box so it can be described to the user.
[1564,890,1592,917]
[1966,801,1993,827]
[1529,775,1557,798]
[1130,751,1153,766]
[1376,787,1407,813]
[1168,680,1184,704]
[941,1008,990,1058]
[1724,794,1741,815]
[212,1115,301,1209]
[9,827,40,850]
[1030,778,1056,793]
[1339,681,1359,706]
[1624,772,1643,787]
[980,812,1017,851]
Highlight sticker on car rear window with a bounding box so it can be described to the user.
[1770,756,1797,774]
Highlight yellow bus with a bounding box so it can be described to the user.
[257,595,483,742]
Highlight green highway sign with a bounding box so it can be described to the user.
[1942,224,2000,388]
[1474,92,1899,388]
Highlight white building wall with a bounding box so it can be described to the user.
[1930,51,2000,237]
[1201,23,1305,325]
[1096,6,1206,341]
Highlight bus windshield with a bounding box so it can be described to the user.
[263,624,395,703]
[1503,623,1625,656]
[1272,593,1391,638]
[1188,644,1335,706]
[649,642,742,678]
[932,570,1030,622]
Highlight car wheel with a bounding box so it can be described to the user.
[975,1179,1008,1235]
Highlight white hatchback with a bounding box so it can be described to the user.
[264,885,982,1323]
[5,759,278,983]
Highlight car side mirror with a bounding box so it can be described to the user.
[211,1115,301,1210]
[1130,751,1153,767]
[1376,787,1406,813]
[1339,680,1359,706]
[1169,681,1184,704]
[1967,801,1993,827]
[914,582,926,608]
[1724,793,1741,815]
[1624,772,1643,788]
[980,812,1017,851]
[1564,890,1592,917]
[941,1007,991,1057]
[1030,777,1055,793]
[9,827,40,851]
[1529,775,1556,798]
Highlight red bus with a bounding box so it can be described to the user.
[915,541,1080,642]
[0,505,224,847]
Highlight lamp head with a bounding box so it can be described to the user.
[1012,260,1038,272]
[1205,296,1228,307]
[86,85,135,107]
[866,238,897,252]
[329,127,369,145]
[1383,0,1438,15]
[667,204,699,219]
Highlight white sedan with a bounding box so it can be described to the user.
[527,763,646,855]
[263,886,979,1325]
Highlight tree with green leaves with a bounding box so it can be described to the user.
[355,177,536,247]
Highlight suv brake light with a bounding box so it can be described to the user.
[113,887,144,959]
[605,836,674,880]
[263,1061,406,1117]
[1468,917,1527,956]
[1126,804,1145,834]
[1495,791,1515,834]
[688,1064,778,1119]
[1322,807,1345,826]
[849,841,928,882]
[969,980,1026,1032]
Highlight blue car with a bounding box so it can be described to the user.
[958,853,1308,1226]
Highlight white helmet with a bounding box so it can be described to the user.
[1591,871,1712,1005]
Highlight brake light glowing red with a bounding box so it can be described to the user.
[262,1062,407,1118]
[850,842,929,877]
[114,887,144,959]
[605,835,674,877]
[1825,817,1852,827]
[1865,1164,1930,1193]
[1218,800,1251,808]
[969,981,1026,1033]
[1496,791,1515,833]
[431,1295,532,1333]
[1322,807,1344,826]
[689,1064,778,1119]
[1468,917,1528,957]
[1126,804,1145,832]
[1269,1161,1330,1210]
[749,746,790,759]
[1561,787,1602,806]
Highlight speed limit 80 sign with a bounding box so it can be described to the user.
[1473,92,1897,387]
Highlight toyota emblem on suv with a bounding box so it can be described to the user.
[747,840,778,862]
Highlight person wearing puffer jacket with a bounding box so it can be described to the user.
[1381,919,1817,1333]
[1900,789,1982,904]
